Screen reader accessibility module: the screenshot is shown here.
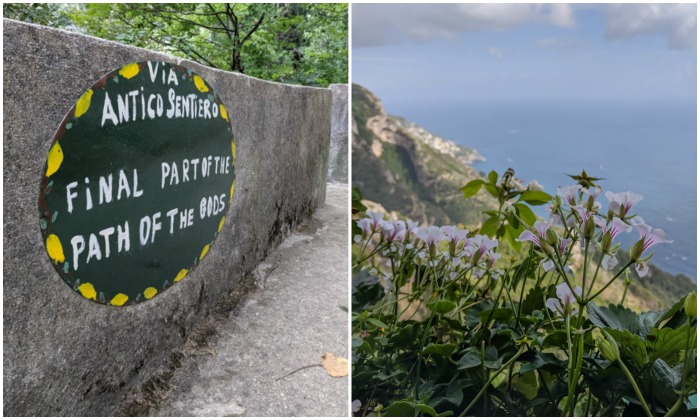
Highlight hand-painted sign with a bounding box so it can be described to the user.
[38,61,236,306]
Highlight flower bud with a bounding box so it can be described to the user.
[584,216,596,241]
[546,228,559,246]
[429,243,436,258]
[618,206,626,220]
[539,240,554,257]
[597,330,620,362]
[586,195,596,211]
[600,232,612,253]
[630,239,644,261]
[449,240,456,256]
[685,292,697,318]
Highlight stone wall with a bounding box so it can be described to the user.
[328,84,349,183]
[3,19,339,416]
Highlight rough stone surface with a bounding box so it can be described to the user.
[150,184,349,417]
[328,84,349,183]
[3,19,334,416]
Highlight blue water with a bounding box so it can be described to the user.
[392,100,696,280]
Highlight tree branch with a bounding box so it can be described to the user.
[240,12,265,45]
[207,3,231,38]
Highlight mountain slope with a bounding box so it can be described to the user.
[352,84,495,226]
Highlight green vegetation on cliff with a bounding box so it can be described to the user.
[352,84,495,226]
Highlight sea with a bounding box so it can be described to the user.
[392,100,697,280]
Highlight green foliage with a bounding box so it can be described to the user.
[3,3,73,27]
[6,3,346,87]
[352,174,697,416]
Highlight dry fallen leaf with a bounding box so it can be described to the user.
[321,352,348,377]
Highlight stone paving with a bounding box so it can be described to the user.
[152,183,349,417]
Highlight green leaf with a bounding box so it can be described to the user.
[457,347,503,370]
[512,370,539,400]
[656,297,688,329]
[506,213,520,230]
[478,307,515,324]
[519,350,566,374]
[352,270,383,310]
[383,401,415,417]
[480,215,500,237]
[518,191,553,206]
[415,404,438,417]
[587,303,657,337]
[488,170,498,185]
[647,324,694,365]
[366,317,389,330]
[650,358,682,408]
[390,323,419,347]
[520,286,545,316]
[423,343,457,356]
[483,183,501,198]
[429,300,457,315]
[351,186,367,214]
[444,378,468,406]
[541,330,568,349]
[461,179,484,198]
[515,203,536,226]
[604,328,648,367]
[503,224,522,252]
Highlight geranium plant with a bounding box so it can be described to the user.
[351,170,696,417]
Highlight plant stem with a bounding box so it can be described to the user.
[565,314,576,416]
[618,359,653,417]
[515,247,534,329]
[481,341,488,415]
[414,266,440,399]
[414,308,436,399]
[620,281,629,305]
[665,316,696,417]
[570,332,585,416]
[459,346,527,416]
[581,239,589,300]
[586,251,604,297]
[586,260,634,303]
[584,388,594,417]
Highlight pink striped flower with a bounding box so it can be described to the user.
[605,191,643,219]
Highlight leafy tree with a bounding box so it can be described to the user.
[4,3,347,87]
[3,3,73,27]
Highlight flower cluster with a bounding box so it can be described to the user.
[517,184,671,279]
[354,212,501,281]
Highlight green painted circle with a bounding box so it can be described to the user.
[38,61,237,306]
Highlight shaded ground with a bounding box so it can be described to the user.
[143,183,349,417]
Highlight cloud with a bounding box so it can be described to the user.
[536,38,581,52]
[487,46,504,60]
[353,4,575,48]
[601,3,696,49]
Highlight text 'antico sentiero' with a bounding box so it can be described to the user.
[101,61,221,127]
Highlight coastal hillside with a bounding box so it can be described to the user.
[352,84,495,226]
[351,83,694,311]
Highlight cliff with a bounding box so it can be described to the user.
[352,84,494,226]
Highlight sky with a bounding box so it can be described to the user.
[352,3,697,106]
